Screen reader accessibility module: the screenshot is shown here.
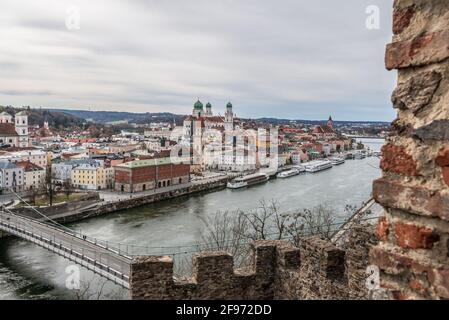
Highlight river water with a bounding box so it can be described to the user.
[0,138,384,300]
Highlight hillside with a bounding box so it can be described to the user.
[55,109,390,126]
[54,109,185,125]
[0,106,85,128]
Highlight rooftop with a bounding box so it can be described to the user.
[115,157,173,169]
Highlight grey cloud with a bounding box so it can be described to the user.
[0,0,395,121]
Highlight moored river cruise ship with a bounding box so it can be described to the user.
[304,160,333,173]
[330,157,345,165]
[227,173,270,189]
[277,168,302,179]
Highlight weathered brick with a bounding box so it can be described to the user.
[391,70,442,114]
[435,149,449,187]
[429,269,449,299]
[391,118,414,137]
[393,5,415,35]
[373,178,449,221]
[414,120,449,141]
[380,144,418,176]
[377,216,389,241]
[409,278,428,294]
[370,246,433,276]
[394,221,440,249]
[385,30,449,70]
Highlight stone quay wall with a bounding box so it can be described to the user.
[371,0,449,299]
[96,179,227,217]
[6,179,227,224]
[130,226,377,300]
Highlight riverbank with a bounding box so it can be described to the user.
[61,177,229,223]
[0,142,383,300]
[8,177,229,224]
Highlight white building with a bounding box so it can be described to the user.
[0,111,29,148]
[15,161,45,191]
[183,100,237,170]
[0,161,24,192]
[15,111,29,148]
[51,159,99,184]
[0,149,47,167]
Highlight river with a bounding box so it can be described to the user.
[0,138,384,300]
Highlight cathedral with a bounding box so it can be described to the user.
[183,100,236,136]
[0,111,30,148]
[182,100,238,170]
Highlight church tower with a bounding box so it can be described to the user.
[327,115,334,129]
[192,100,204,118]
[205,102,212,117]
[0,111,13,123]
[15,111,29,147]
[224,102,234,132]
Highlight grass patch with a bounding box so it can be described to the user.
[17,193,88,207]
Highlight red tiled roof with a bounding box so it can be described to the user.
[0,123,18,136]
[15,161,44,172]
[205,116,224,123]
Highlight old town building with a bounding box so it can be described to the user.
[114,158,190,193]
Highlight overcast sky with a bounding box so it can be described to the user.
[0,0,396,121]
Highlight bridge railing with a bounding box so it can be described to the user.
[0,207,137,258]
[0,216,130,288]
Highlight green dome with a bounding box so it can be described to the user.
[194,100,203,109]
[226,102,233,108]
[206,102,212,108]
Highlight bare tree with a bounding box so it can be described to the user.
[72,276,127,300]
[62,179,74,200]
[28,187,37,206]
[285,204,336,246]
[44,165,56,206]
[196,200,341,269]
[170,200,368,277]
[200,209,250,264]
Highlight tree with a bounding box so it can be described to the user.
[63,179,74,200]
[72,275,126,300]
[28,187,38,206]
[44,164,57,206]
[197,200,348,270]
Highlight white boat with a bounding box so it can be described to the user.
[304,160,333,173]
[354,152,366,159]
[277,168,301,179]
[292,165,306,173]
[330,157,345,165]
[227,173,269,189]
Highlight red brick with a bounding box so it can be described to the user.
[394,222,439,249]
[373,178,449,221]
[385,30,449,70]
[393,5,415,35]
[380,144,418,176]
[370,246,433,276]
[377,216,389,241]
[392,290,414,300]
[436,149,449,187]
[409,278,427,293]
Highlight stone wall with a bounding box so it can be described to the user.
[130,226,377,300]
[370,0,449,300]
[10,192,100,220]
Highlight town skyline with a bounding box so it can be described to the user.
[1,102,392,123]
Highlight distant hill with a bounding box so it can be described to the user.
[55,109,390,126]
[0,106,84,128]
[54,109,184,125]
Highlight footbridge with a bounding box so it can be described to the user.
[0,207,132,288]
